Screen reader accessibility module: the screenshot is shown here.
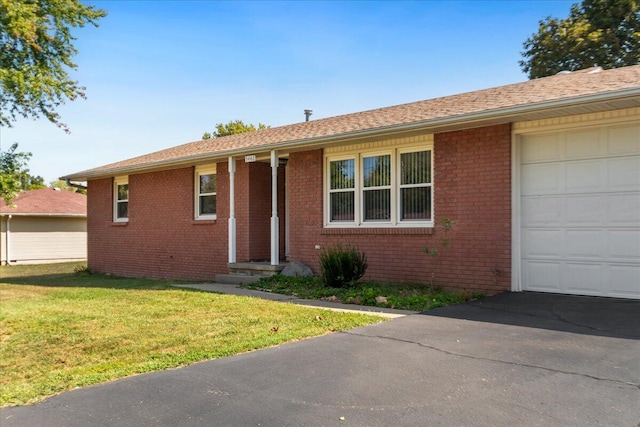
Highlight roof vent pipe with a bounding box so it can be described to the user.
[304,109,313,121]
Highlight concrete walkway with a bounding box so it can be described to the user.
[173,283,418,318]
[2,292,639,426]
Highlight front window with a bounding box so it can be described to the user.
[399,150,431,221]
[114,177,128,222]
[329,159,355,221]
[363,154,391,222]
[325,147,432,227]
[195,166,217,219]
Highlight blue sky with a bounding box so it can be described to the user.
[1,0,576,183]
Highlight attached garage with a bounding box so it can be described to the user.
[514,111,640,299]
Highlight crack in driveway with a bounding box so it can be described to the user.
[467,301,640,340]
[342,330,640,390]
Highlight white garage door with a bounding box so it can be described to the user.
[10,217,87,262]
[520,123,640,299]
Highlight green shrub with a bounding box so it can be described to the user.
[319,244,368,288]
[73,265,92,275]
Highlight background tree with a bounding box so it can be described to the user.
[19,171,46,190]
[0,0,107,132]
[0,143,32,206]
[50,179,87,194]
[520,0,639,79]
[202,120,268,139]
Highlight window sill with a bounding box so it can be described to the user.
[110,221,128,226]
[192,219,217,225]
[321,227,433,235]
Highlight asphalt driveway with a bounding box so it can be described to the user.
[2,292,639,427]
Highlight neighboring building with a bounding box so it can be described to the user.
[62,66,640,299]
[1,188,87,265]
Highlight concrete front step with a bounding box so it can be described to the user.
[216,262,288,286]
[228,262,287,276]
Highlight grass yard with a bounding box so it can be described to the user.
[0,263,382,407]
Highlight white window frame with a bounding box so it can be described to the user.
[195,165,217,220]
[397,147,433,224]
[327,155,357,223]
[113,176,129,223]
[324,144,433,228]
[361,151,394,224]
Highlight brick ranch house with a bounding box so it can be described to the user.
[62,65,640,299]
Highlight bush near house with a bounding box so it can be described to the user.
[319,244,368,288]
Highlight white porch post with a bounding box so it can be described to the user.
[270,150,279,266]
[228,156,236,264]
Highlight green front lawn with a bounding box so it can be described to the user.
[0,263,382,407]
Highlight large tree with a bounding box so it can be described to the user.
[520,0,640,79]
[0,0,107,132]
[202,120,268,140]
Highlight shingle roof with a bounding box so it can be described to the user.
[0,188,87,217]
[63,65,640,181]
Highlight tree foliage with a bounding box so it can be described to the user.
[202,120,268,139]
[50,179,86,194]
[0,0,107,132]
[20,170,45,190]
[520,0,640,79]
[0,142,32,206]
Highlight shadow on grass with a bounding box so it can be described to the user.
[0,264,205,291]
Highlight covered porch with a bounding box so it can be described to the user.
[215,150,289,284]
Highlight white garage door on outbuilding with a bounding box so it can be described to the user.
[514,113,640,299]
[1,188,87,265]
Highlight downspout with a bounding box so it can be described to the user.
[65,179,87,190]
[5,215,11,266]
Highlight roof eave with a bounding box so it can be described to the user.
[61,87,640,182]
[0,213,87,218]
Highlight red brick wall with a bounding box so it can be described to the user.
[431,124,512,294]
[248,162,271,260]
[87,124,511,292]
[287,124,512,295]
[87,167,227,280]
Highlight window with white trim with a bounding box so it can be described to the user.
[325,147,432,227]
[195,165,217,219]
[328,158,355,221]
[114,177,129,222]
